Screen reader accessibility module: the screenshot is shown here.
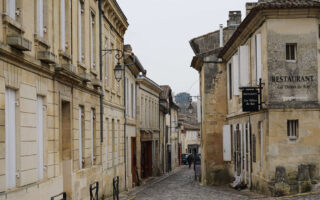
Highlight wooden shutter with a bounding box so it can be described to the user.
[60,0,66,51]
[223,125,231,161]
[240,45,250,87]
[37,96,44,180]
[232,53,240,96]
[5,88,16,189]
[252,134,256,163]
[255,34,262,85]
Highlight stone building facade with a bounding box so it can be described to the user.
[189,11,241,186]
[136,76,162,179]
[191,0,320,196]
[0,0,128,199]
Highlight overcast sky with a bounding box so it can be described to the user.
[117,0,252,96]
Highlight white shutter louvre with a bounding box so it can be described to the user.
[78,1,82,61]
[90,109,94,165]
[223,125,232,161]
[5,88,16,189]
[7,0,16,20]
[255,34,262,85]
[78,106,83,169]
[37,96,44,180]
[37,0,44,37]
[232,53,240,96]
[60,0,66,51]
[240,45,250,87]
[90,13,94,68]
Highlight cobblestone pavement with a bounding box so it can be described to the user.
[126,166,320,200]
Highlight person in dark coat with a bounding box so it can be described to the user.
[187,154,193,168]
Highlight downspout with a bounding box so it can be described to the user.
[123,60,127,190]
[98,0,104,143]
[158,98,161,173]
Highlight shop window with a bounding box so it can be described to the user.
[287,120,298,140]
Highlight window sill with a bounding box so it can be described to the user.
[58,50,72,61]
[2,14,25,33]
[286,60,296,63]
[77,61,86,72]
[90,68,97,76]
[34,34,50,49]
[288,136,298,141]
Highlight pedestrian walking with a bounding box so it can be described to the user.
[187,154,193,168]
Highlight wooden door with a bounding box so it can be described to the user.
[131,138,137,186]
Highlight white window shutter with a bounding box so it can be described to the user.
[60,0,66,51]
[78,106,83,169]
[37,96,44,180]
[37,0,44,37]
[232,53,240,96]
[7,0,16,20]
[255,34,262,85]
[90,109,94,165]
[78,1,82,61]
[90,14,94,68]
[5,88,16,189]
[223,125,231,161]
[239,45,250,87]
[133,84,136,118]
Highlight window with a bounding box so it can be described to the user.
[60,0,66,51]
[78,0,84,61]
[37,0,44,37]
[6,0,16,20]
[117,120,121,163]
[5,88,16,189]
[255,34,262,85]
[286,43,296,61]
[37,96,44,180]
[228,63,232,99]
[90,12,96,69]
[105,118,109,164]
[91,109,96,165]
[131,83,134,118]
[78,106,85,169]
[287,120,298,139]
[104,37,109,82]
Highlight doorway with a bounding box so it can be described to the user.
[61,101,72,198]
[141,141,152,179]
[131,137,137,187]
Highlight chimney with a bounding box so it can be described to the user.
[227,11,241,38]
[219,24,223,48]
[246,2,258,16]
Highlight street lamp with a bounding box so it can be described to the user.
[187,103,193,114]
[114,62,123,82]
[187,96,201,114]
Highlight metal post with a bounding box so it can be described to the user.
[123,54,127,190]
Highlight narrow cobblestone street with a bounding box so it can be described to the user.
[125,166,320,200]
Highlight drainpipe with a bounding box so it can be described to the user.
[123,60,127,190]
[98,0,103,143]
[219,24,223,48]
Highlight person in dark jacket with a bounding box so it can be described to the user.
[187,154,193,168]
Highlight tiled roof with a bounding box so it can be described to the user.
[160,85,171,100]
[258,0,320,9]
[219,0,320,58]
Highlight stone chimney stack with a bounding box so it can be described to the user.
[227,11,241,38]
[246,2,258,16]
